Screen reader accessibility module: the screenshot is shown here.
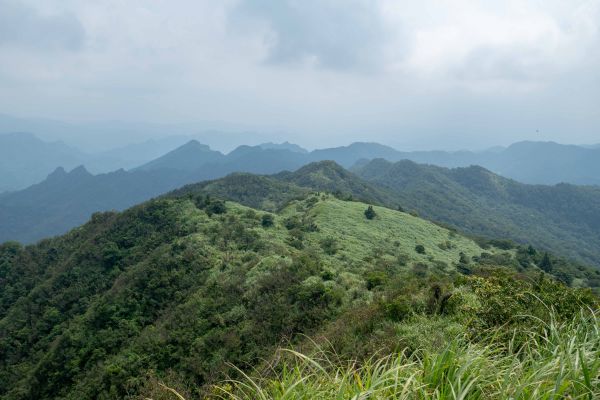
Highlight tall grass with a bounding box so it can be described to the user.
[201,311,599,400]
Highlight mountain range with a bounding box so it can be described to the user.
[0,133,193,192]
[3,132,600,194]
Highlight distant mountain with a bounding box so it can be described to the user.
[138,141,309,177]
[136,140,225,171]
[0,132,86,192]
[0,133,200,192]
[258,141,308,153]
[135,141,403,177]
[0,166,189,243]
[384,141,600,186]
[354,159,600,267]
[483,141,600,185]
[308,142,403,168]
[87,136,201,172]
[142,139,600,186]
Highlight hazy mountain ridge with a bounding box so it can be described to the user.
[0,133,86,192]
[2,131,600,195]
[0,166,190,243]
[133,139,600,186]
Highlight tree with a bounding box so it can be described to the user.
[320,237,339,255]
[415,244,426,254]
[261,214,274,228]
[364,205,376,220]
[540,252,553,273]
[206,199,227,216]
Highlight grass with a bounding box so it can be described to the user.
[203,310,600,400]
[302,197,508,273]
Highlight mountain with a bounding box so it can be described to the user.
[0,133,201,192]
[1,181,597,399]
[258,141,308,153]
[0,166,190,243]
[134,141,405,179]
[0,133,86,192]
[384,141,600,186]
[85,136,203,172]
[140,140,600,186]
[486,141,600,185]
[308,142,404,167]
[354,158,600,267]
[136,140,225,171]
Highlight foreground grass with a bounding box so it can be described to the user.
[193,311,600,400]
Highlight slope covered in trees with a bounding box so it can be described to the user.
[354,159,600,268]
[2,185,597,399]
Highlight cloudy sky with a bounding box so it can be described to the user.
[0,0,599,150]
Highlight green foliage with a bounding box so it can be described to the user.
[415,244,426,254]
[319,236,339,255]
[0,193,598,400]
[261,213,274,227]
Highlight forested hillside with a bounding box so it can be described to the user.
[2,185,597,399]
[355,159,600,268]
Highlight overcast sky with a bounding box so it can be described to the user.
[0,0,599,150]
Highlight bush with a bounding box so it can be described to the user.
[320,237,339,255]
[205,200,227,216]
[364,206,377,220]
[261,214,274,228]
[415,244,426,254]
[365,271,387,290]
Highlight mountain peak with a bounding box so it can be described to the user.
[69,165,92,177]
[136,140,223,171]
[258,141,308,153]
[180,139,212,152]
[47,166,68,180]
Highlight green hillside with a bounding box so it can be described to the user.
[355,159,600,268]
[1,187,598,399]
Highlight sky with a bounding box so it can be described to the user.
[0,0,599,151]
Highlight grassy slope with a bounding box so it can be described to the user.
[304,199,490,272]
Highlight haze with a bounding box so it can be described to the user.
[1,0,599,151]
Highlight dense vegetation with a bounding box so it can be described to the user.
[1,177,598,399]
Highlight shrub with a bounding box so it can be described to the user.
[397,253,409,266]
[539,252,553,272]
[365,271,387,290]
[364,205,377,220]
[205,200,227,216]
[412,262,429,277]
[415,244,426,254]
[320,237,339,255]
[261,214,274,228]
